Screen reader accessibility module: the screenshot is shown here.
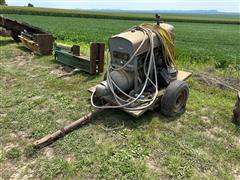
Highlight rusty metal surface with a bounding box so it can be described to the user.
[97,43,105,73]
[33,34,54,55]
[55,42,105,74]
[90,43,97,74]
[0,16,42,33]
[0,16,54,55]
[19,34,54,55]
[71,45,80,56]
[90,42,105,74]
[0,16,48,40]
[232,92,240,126]
[33,103,110,149]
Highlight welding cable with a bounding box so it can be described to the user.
[99,30,150,103]
[142,24,176,67]
[91,25,159,110]
[108,30,148,71]
[126,23,176,68]
[91,26,158,110]
[91,24,175,110]
[107,45,153,103]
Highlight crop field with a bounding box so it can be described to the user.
[0,10,240,179]
[1,6,240,24]
[3,14,240,68]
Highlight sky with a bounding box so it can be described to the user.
[5,0,240,13]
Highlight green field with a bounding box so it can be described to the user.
[1,6,240,24]
[1,10,240,180]
[4,14,240,68]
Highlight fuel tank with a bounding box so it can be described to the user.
[109,23,175,66]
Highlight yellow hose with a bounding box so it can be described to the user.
[141,23,176,68]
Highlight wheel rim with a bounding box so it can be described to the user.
[175,89,187,111]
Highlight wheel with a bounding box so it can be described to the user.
[160,80,189,117]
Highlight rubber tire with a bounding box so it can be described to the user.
[160,80,189,117]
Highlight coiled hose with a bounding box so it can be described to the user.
[91,24,176,110]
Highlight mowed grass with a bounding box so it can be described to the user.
[4,14,240,68]
[1,6,240,24]
[0,37,239,179]
[0,14,240,179]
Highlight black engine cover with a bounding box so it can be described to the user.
[157,67,177,88]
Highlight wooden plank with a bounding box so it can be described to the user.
[76,55,90,61]
[19,35,40,54]
[177,70,192,81]
[88,86,164,118]
[88,70,192,117]
[88,86,97,93]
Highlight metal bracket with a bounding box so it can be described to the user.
[54,42,105,75]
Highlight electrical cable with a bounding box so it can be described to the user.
[91,23,176,111]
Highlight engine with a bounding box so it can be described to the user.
[93,21,178,110]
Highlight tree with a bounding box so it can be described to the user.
[27,3,34,7]
[0,0,6,5]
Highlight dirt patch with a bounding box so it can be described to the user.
[203,127,239,148]
[193,72,240,91]
[50,65,71,76]
[4,51,33,66]
[9,133,17,139]
[233,167,240,180]
[233,137,240,148]
[30,96,43,101]
[50,68,66,76]
[16,131,29,139]
[56,118,69,126]
[17,54,32,67]
[2,77,17,88]
[64,154,76,162]
[0,113,7,117]
[6,78,16,87]
[50,65,76,79]
[146,158,159,172]
[1,162,18,179]
[9,160,36,180]
[32,107,48,113]
[200,116,211,123]
[10,164,28,180]
[43,147,55,159]
[204,127,227,142]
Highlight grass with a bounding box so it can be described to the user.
[1,6,240,24]
[3,14,240,69]
[5,147,21,159]
[0,39,239,179]
[0,13,240,179]
[3,15,240,69]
